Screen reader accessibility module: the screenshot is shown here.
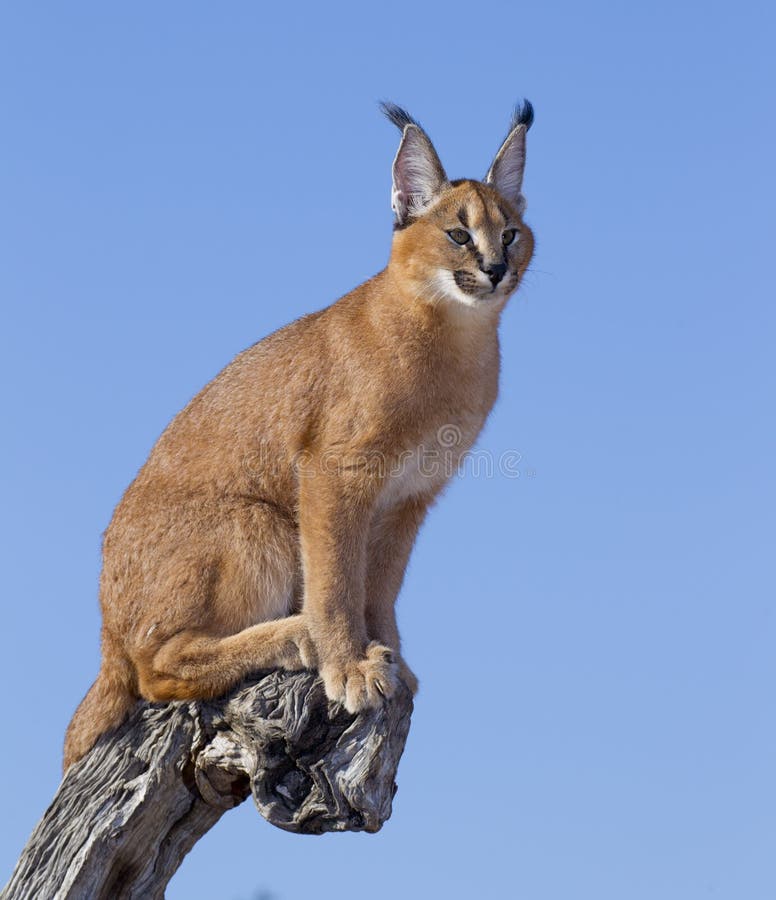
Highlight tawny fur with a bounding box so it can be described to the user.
[63,103,535,770]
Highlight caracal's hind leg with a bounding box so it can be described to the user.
[136,616,317,701]
[108,498,313,703]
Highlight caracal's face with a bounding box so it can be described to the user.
[392,180,534,310]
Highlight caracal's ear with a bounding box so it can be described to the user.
[485,100,534,214]
[380,102,448,226]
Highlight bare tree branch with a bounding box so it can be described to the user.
[2,670,413,900]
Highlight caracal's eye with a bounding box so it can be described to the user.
[502,228,518,246]
[447,228,471,245]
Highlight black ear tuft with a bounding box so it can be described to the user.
[381,101,448,225]
[510,99,535,132]
[485,101,533,210]
[379,101,422,132]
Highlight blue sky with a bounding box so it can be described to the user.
[1,2,774,898]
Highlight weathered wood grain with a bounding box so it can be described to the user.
[2,670,413,900]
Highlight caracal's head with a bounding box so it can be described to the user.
[383,102,535,312]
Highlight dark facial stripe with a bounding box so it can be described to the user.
[457,206,469,228]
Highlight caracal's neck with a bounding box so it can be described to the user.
[372,259,502,355]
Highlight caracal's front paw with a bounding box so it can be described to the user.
[321,642,399,714]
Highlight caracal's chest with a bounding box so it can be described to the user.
[378,404,490,508]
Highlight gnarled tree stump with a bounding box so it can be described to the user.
[2,670,413,900]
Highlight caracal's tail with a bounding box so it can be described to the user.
[63,637,137,772]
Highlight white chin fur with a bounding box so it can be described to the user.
[432,269,488,307]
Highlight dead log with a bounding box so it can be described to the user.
[2,670,413,900]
